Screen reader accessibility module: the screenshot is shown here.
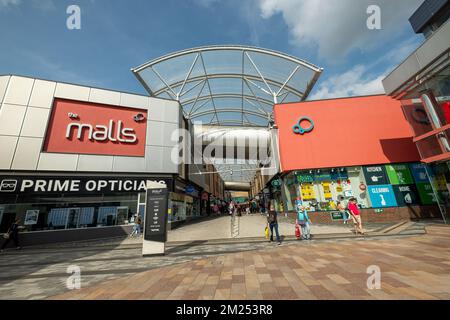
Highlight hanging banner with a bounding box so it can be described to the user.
[363,166,389,185]
[367,185,398,208]
[386,164,414,185]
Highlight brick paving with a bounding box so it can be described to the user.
[46,224,450,300]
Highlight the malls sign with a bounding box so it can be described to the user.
[44,99,147,156]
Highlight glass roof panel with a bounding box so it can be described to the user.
[132,45,322,126]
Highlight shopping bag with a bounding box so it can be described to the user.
[265,226,269,239]
[295,224,301,239]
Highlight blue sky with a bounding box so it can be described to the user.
[0,0,425,99]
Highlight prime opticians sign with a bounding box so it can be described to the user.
[0,176,172,195]
[43,99,148,157]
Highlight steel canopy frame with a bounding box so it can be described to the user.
[131,45,323,127]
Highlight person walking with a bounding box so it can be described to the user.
[267,203,281,245]
[296,201,311,240]
[348,198,364,235]
[1,218,22,252]
[337,201,350,225]
[130,215,142,237]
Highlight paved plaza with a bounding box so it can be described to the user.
[0,215,446,300]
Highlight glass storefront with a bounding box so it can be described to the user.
[0,192,138,233]
[280,162,445,213]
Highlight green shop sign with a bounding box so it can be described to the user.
[374,209,384,213]
[416,183,437,205]
[296,173,314,183]
[271,179,281,187]
[386,164,414,185]
[330,211,344,221]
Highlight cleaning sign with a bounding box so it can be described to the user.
[368,185,398,208]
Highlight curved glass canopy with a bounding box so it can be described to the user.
[132,45,323,127]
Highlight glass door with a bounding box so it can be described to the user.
[66,208,81,229]
[116,207,129,226]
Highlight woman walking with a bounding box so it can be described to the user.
[348,198,364,235]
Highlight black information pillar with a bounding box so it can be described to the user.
[144,187,169,243]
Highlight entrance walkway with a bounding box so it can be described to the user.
[167,214,387,242]
[0,220,443,299]
[48,224,450,300]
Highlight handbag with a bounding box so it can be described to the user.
[265,226,269,239]
[3,232,10,239]
[295,224,301,238]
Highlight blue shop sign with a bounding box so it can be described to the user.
[368,185,398,208]
[409,163,430,183]
[186,185,199,197]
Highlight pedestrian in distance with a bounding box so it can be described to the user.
[348,198,364,235]
[1,218,22,252]
[296,201,311,240]
[267,202,281,245]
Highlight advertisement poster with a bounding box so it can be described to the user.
[301,183,315,200]
[363,166,389,185]
[416,183,437,205]
[24,210,39,225]
[367,185,398,208]
[322,182,332,199]
[386,164,414,185]
[393,184,420,206]
[409,163,430,183]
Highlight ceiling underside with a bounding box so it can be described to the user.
[132,46,322,183]
[132,45,322,127]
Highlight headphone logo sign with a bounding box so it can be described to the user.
[293,117,314,135]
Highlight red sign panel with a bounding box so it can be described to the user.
[44,99,147,157]
[274,95,420,172]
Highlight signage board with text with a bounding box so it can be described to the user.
[0,176,172,195]
[367,185,398,208]
[44,99,148,157]
[144,187,169,243]
[363,166,389,185]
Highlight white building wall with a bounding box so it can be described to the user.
[0,75,181,175]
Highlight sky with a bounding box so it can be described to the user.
[0,0,425,100]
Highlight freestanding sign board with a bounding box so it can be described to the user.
[142,181,169,257]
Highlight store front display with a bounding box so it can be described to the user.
[0,175,173,233]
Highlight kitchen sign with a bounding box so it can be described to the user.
[44,99,148,157]
[363,166,389,185]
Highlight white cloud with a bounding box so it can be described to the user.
[309,36,422,100]
[310,65,386,100]
[258,0,423,61]
[0,0,21,8]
